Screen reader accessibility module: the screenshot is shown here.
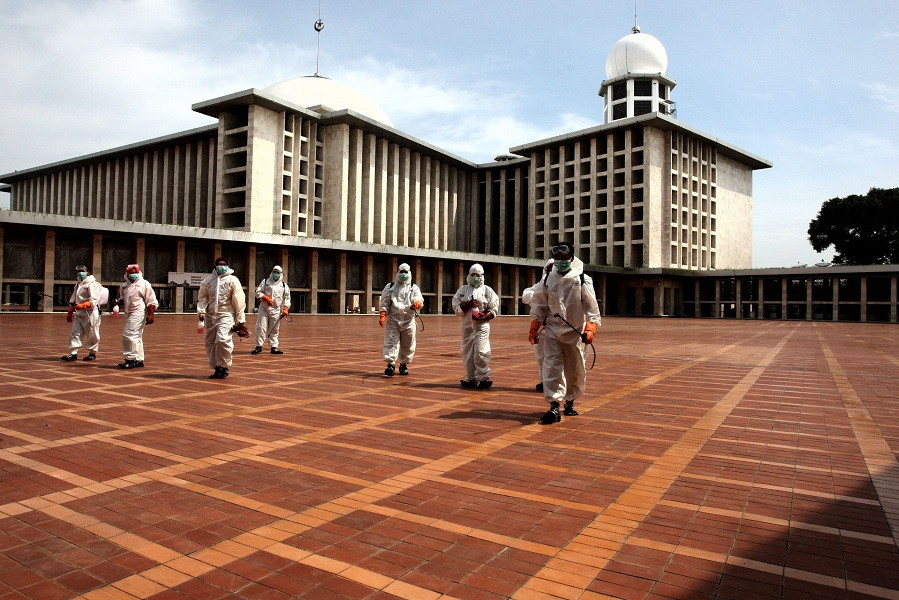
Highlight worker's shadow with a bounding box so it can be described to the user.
[438,409,540,426]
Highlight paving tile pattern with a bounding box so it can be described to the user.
[0,314,897,599]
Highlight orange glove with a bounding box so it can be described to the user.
[281,306,289,316]
[378,310,387,327]
[411,301,422,311]
[528,320,541,345]
[146,305,156,325]
[261,295,273,306]
[584,322,597,344]
[66,306,75,323]
[75,301,92,310]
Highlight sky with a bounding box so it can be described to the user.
[1,0,897,268]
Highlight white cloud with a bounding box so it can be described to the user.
[862,82,899,113]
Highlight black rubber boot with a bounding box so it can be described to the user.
[118,359,139,369]
[460,379,476,388]
[135,360,144,368]
[209,367,224,379]
[270,348,283,354]
[535,382,543,392]
[384,364,395,377]
[82,353,96,361]
[476,380,493,389]
[61,354,77,362]
[563,401,579,416]
[250,346,262,355]
[398,364,409,376]
[540,401,561,424]
[220,367,229,379]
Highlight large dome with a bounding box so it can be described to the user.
[605,27,668,79]
[264,75,394,127]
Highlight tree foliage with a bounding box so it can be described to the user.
[808,187,899,265]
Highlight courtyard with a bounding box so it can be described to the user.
[0,314,897,599]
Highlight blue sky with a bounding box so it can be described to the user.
[1,0,897,267]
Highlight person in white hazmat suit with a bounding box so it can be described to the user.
[61,264,102,362]
[116,264,159,369]
[251,265,291,355]
[520,259,554,392]
[452,264,499,389]
[528,243,600,424]
[378,263,423,377]
[197,257,247,379]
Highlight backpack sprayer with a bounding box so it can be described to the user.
[553,312,597,370]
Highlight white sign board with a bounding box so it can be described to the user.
[167,272,209,286]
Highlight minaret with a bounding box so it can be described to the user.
[598,25,676,123]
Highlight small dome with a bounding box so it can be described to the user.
[605,27,668,79]
[264,75,394,127]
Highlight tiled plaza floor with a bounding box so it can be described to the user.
[0,313,897,600]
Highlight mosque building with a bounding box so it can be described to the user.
[1,27,896,322]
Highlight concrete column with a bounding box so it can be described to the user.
[694,280,700,318]
[175,240,185,314]
[714,279,721,318]
[758,278,765,320]
[338,252,347,314]
[309,250,319,314]
[655,282,664,317]
[43,229,55,312]
[781,278,788,320]
[436,260,444,315]
[413,258,423,312]
[247,246,257,299]
[363,255,373,315]
[735,279,742,319]
[860,276,867,322]
[833,277,840,321]
[890,276,897,323]
[92,234,103,282]
[135,237,146,272]
[806,278,813,321]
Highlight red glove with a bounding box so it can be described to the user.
[584,322,597,344]
[146,305,156,325]
[528,320,541,345]
[378,310,387,327]
[281,306,289,317]
[261,295,273,306]
[75,301,92,310]
[66,306,75,323]
[411,301,422,311]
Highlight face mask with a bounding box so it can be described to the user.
[468,275,482,287]
[555,260,572,273]
[128,273,140,282]
[271,272,281,280]
[216,265,228,275]
[398,272,410,282]
[76,271,88,281]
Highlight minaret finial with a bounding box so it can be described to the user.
[313,0,324,76]
[633,0,640,33]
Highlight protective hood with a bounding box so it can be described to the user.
[396,263,411,283]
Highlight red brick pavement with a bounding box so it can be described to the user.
[0,313,897,599]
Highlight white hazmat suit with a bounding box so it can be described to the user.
[254,266,291,353]
[452,264,499,387]
[197,265,246,374]
[529,256,601,410]
[379,263,423,373]
[65,273,102,358]
[118,268,158,365]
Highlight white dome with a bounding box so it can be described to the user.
[264,75,394,127]
[605,27,668,79]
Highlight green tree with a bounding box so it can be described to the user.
[808,187,899,265]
